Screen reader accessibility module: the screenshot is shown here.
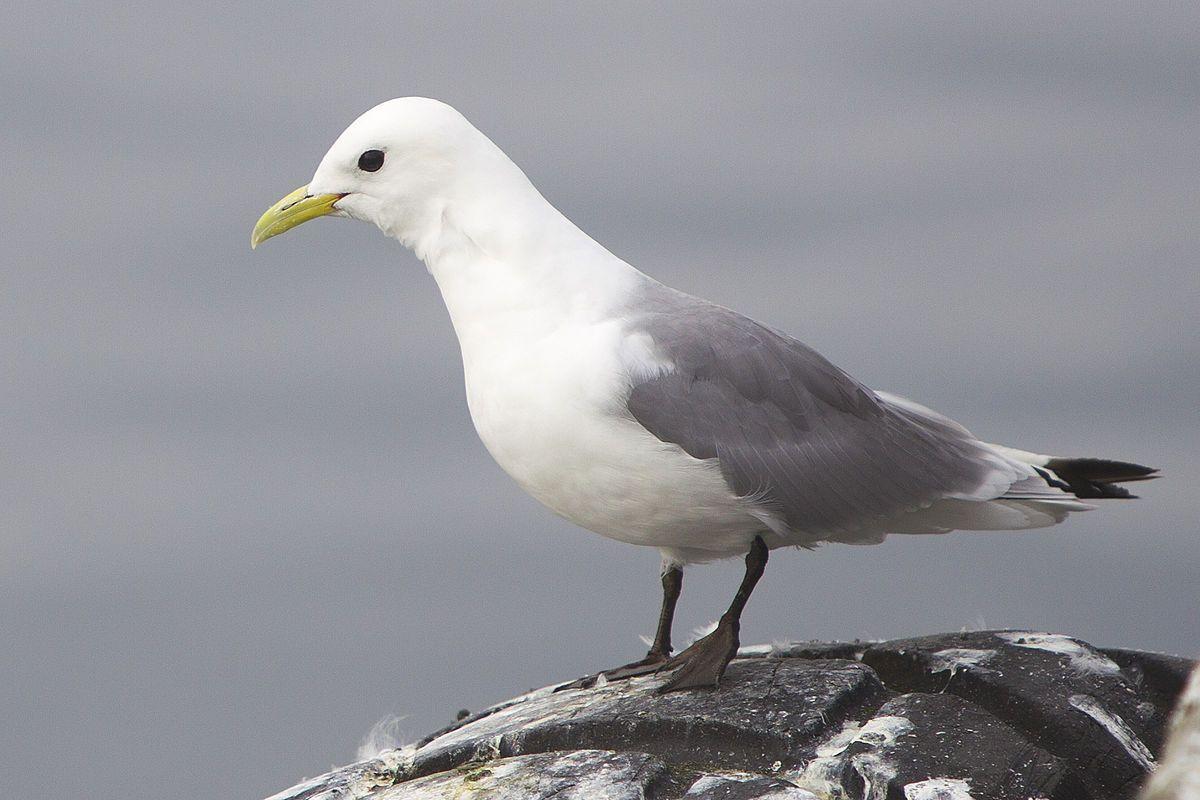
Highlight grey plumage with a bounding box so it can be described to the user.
[623,283,1053,543]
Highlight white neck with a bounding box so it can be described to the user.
[399,145,644,347]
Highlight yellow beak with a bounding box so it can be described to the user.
[250,185,345,249]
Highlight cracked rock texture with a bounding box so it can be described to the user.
[263,631,1193,800]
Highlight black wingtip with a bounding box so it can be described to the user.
[1045,458,1160,500]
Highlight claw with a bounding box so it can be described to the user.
[553,650,672,692]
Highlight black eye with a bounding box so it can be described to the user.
[358,149,384,172]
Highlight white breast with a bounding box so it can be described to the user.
[454,312,763,558]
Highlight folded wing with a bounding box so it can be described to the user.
[623,288,1073,542]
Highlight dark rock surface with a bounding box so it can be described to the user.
[264,631,1192,800]
[863,632,1164,798]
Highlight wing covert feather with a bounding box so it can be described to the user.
[623,289,1006,537]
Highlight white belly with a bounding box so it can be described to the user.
[458,319,763,558]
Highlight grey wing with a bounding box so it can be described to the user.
[625,295,1018,539]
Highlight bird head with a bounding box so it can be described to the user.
[251,97,488,249]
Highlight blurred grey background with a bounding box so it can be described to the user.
[2,3,1198,799]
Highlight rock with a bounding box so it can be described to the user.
[683,774,818,798]
[411,658,886,778]
[796,692,1077,800]
[263,631,1192,800]
[1101,648,1197,714]
[862,632,1164,798]
[1138,662,1200,800]
[383,750,671,800]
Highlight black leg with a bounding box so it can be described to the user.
[646,564,683,659]
[554,563,685,691]
[657,536,768,693]
[593,563,683,678]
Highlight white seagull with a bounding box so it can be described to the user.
[252,98,1156,692]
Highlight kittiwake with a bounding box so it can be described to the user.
[251,98,1157,692]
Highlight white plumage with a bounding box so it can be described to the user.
[298,98,1109,563]
[254,97,1155,689]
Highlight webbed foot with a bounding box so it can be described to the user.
[655,618,739,693]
